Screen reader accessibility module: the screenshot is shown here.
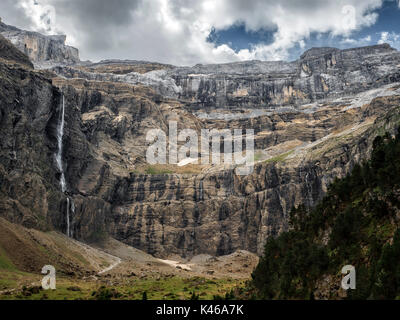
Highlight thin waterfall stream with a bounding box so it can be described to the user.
[55,94,73,237]
[56,95,66,193]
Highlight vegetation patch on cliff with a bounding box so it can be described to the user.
[133,164,204,175]
[264,150,295,163]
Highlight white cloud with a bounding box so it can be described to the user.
[13,0,385,65]
[341,35,372,45]
[378,31,400,49]
[16,0,61,34]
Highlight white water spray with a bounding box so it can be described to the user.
[56,94,66,193]
[55,94,72,237]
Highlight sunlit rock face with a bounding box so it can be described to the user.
[1,22,400,258]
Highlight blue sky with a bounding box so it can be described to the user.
[207,0,400,61]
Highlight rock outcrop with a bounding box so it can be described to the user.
[0,34,33,69]
[0,37,65,230]
[0,20,79,68]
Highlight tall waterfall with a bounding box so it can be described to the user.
[56,94,66,193]
[55,94,73,237]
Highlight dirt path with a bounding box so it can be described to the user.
[157,259,192,271]
[98,256,122,275]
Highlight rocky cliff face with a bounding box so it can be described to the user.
[105,103,400,257]
[49,43,400,113]
[0,34,33,69]
[1,25,400,259]
[51,75,400,258]
[170,44,400,111]
[0,35,66,231]
[0,21,79,68]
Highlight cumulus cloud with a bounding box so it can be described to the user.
[1,0,389,65]
[341,35,372,46]
[18,0,60,34]
[378,31,400,49]
[0,0,34,29]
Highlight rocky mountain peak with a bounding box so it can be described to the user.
[0,20,80,68]
[300,43,395,60]
[300,47,340,60]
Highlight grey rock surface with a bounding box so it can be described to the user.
[49,43,400,114]
[169,44,400,110]
[0,21,79,67]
